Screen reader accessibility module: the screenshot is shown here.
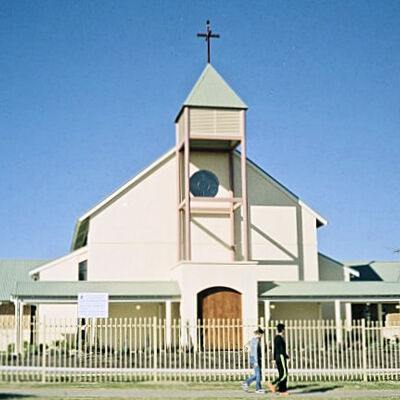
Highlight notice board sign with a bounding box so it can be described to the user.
[78,293,109,318]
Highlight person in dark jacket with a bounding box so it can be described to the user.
[267,323,289,396]
[242,327,265,393]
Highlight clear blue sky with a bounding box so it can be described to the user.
[1,0,399,261]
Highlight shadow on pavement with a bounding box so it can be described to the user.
[298,385,342,394]
[289,384,318,390]
[0,394,35,399]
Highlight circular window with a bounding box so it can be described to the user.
[190,170,219,197]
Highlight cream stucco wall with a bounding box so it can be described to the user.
[190,215,231,261]
[250,205,298,261]
[109,303,164,319]
[38,150,321,286]
[301,208,319,281]
[318,255,349,320]
[172,261,299,341]
[188,151,321,276]
[318,253,345,281]
[321,302,347,320]
[236,155,320,281]
[38,304,77,320]
[39,248,88,281]
[37,302,179,321]
[87,154,177,281]
[269,302,321,321]
[189,152,232,261]
[189,151,320,282]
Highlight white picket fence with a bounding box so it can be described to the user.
[0,317,399,382]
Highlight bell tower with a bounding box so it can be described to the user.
[175,63,249,262]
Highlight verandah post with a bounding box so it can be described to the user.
[334,300,343,345]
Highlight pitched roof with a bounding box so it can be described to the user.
[14,281,180,299]
[344,261,400,282]
[176,64,247,121]
[258,281,400,299]
[318,253,359,277]
[0,259,50,301]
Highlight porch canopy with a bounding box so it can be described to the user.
[12,281,181,303]
[11,281,181,353]
[258,281,400,302]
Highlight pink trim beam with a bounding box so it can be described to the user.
[240,110,249,261]
[184,107,191,260]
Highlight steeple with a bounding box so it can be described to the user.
[176,64,247,122]
[175,63,250,263]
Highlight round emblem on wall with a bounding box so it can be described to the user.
[190,170,219,197]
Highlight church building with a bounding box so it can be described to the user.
[7,49,400,339]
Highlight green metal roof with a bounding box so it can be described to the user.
[343,261,400,282]
[177,64,247,119]
[0,259,50,301]
[14,281,181,299]
[258,281,400,299]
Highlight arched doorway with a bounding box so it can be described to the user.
[197,287,242,349]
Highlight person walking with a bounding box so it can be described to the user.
[267,323,290,396]
[242,327,265,394]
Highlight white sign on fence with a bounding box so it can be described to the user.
[78,292,109,318]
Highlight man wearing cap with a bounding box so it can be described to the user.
[268,323,290,396]
[242,327,265,394]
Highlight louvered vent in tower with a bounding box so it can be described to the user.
[190,109,241,138]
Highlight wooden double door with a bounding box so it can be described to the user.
[197,287,242,349]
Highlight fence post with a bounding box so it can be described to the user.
[153,316,157,381]
[260,317,266,382]
[166,300,171,348]
[361,318,367,382]
[41,316,46,383]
